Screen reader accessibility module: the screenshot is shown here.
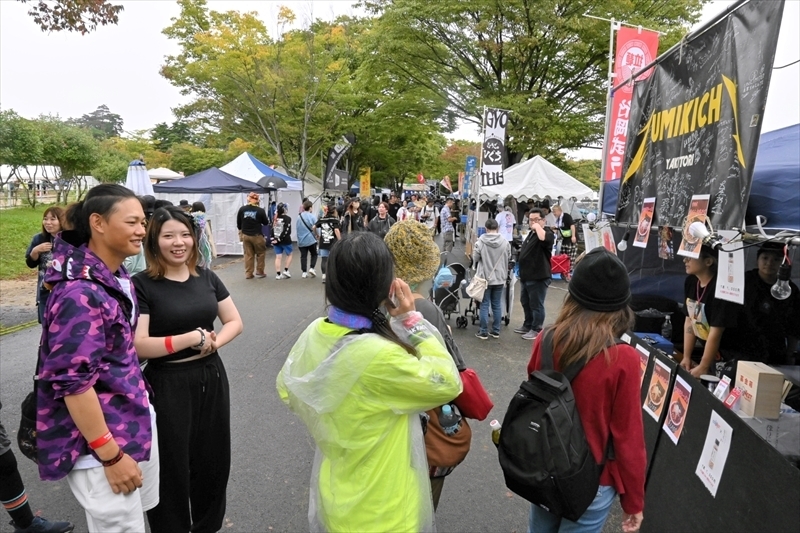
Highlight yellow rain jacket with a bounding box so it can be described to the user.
[277,317,462,532]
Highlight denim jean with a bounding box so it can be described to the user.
[479,284,504,335]
[520,278,551,331]
[528,485,617,533]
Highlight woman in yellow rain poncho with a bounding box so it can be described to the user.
[277,232,462,532]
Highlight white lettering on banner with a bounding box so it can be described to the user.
[618,99,631,119]
[610,137,626,155]
[614,118,629,136]
[666,154,696,169]
[480,108,508,186]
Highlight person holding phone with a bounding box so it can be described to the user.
[277,232,462,532]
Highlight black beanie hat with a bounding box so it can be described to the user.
[568,248,631,311]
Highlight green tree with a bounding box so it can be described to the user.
[363,0,705,164]
[150,121,198,151]
[564,158,602,191]
[92,142,130,183]
[37,116,100,203]
[102,134,171,169]
[73,104,124,139]
[161,1,360,182]
[0,110,43,190]
[169,143,227,177]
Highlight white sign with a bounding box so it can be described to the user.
[695,411,733,497]
[480,108,508,186]
[714,230,745,305]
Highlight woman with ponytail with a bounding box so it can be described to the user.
[36,184,158,532]
[276,231,462,533]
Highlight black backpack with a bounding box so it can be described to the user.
[497,331,613,521]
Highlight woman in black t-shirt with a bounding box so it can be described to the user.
[133,207,243,533]
[272,203,294,279]
[680,245,737,378]
[341,198,365,235]
[317,204,341,283]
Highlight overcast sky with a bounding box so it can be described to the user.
[1,0,797,153]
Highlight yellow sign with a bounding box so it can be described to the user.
[359,167,371,198]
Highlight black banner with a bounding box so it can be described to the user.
[617,0,784,230]
[323,133,355,191]
[324,169,350,192]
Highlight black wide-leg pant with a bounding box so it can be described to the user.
[144,353,231,533]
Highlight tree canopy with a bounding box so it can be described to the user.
[18,0,123,34]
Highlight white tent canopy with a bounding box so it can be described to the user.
[148,167,182,181]
[479,155,593,202]
[220,152,300,190]
[124,160,154,196]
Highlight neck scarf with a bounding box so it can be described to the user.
[327,306,373,330]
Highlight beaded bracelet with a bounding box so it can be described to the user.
[192,328,205,350]
[101,449,124,467]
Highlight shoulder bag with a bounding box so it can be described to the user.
[18,356,41,463]
[465,248,505,302]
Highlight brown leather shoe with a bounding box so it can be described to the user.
[245,275,255,279]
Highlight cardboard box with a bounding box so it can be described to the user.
[736,362,786,419]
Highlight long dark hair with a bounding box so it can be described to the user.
[326,232,415,355]
[64,184,138,245]
[144,207,200,279]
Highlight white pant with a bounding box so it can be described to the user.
[67,423,160,533]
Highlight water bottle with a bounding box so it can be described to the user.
[490,419,501,446]
[661,315,673,341]
[439,404,461,435]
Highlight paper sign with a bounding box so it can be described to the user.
[713,375,732,400]
[621,333,632,344]
[657,225,674,260]
[644,358,671,421]
[695,411,733,497]
[600,225,617,254]
[663,375,692,444]
[633,197,655,248]
[583,224,601,252]
[637,344,651,385]
[678,194,710,258]
[715,230,745,305]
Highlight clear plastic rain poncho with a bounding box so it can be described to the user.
[277,315,462,533]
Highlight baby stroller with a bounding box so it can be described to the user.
[461,257,516,327]
[432,252,468,321]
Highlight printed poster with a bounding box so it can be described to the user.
[695,411,733,497]
[657,225,674,260]
[715,230,745,305]
[663,375,692,444]
[600,225,617,254]
[633,197,655,248]
[636,344,651,385]
[644,358,672,421]
[583,223,601,252]
[677,194,710,259]
[480,108,508,186]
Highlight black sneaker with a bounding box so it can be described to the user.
[475,332,489,340]
[513,326,530,334]
[489,332,500,339]
[11,516,75,533]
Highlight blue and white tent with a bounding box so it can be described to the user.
[220,152,300,190]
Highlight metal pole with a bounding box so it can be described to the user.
[597,18,618,219]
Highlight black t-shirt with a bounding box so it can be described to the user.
[555,213,575,237]
[727,269,800,363]
[318,216,340,250]
[237,204,269,236]
[387,202,400,221]
[133,268,230,363]
[682,274,738,354]
[273,214,292,245]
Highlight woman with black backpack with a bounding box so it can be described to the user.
[525,248,645,533]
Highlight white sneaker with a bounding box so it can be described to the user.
[281,271,291,279]
[308,268,317,278]
[322,273,326,283]
[302,272,308,278]
[275,274,282,280]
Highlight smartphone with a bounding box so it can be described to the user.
[387,284,399,309]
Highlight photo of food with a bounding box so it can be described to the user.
[644,359,672,421]
[677,194,710,258]
[633,197,656,249]
[663,375,692,444]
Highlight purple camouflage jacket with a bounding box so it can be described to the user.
[36,231,152,481]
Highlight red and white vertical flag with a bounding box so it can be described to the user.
[440,175,453,192]
[604,27,659,181]
[417,173,425,184]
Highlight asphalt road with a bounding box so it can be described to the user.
[0,237,625,533]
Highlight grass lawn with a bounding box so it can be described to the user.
[0,205,49,280]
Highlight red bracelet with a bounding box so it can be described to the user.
[165,336,175,354]
[101,449,124,467]
[88,431,113,450]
